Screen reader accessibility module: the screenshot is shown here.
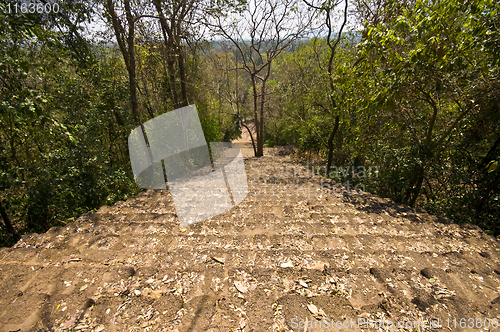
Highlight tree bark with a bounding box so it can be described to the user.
[251,74,262,157]
[304,0,348,175]
[124,0,140,123]
[241,120,257,156]
[106,0,140,124]
[326,115,340,176]
[409,172,424,207]
[0,199,18,241]
[256,62,271,157]
[154,0,181,108]
[178,50,189,106]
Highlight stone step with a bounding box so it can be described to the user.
[1,253,498,331]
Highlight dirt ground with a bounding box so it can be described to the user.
[1,141,500,331]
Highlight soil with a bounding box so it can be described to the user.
[1,141,500,331]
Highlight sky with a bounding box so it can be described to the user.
[81,0,360,44]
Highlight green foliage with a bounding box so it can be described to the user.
[264,0,500,234]
[355,0,500,231]
[222,113,242,142]
[0,5,142,245]
[1,0,499,245]
[198,109,224,143]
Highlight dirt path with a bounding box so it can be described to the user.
[1,143,500,331]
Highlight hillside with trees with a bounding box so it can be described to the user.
[1,0,500,330]
[0,0,499,245]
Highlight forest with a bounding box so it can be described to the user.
[0,0,499,246]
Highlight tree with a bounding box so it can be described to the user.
[152,0,195,107]
[303,0,349,174]
[210,0,317,156]
[357,0,500,210]
[0,0,142,244]
[105,0,142,124]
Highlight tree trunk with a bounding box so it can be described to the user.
[154,0,181,108]
[255,63,271,157]
[409,173,424,207]
[124,0,140,123]
[178,50,189,106]
[167,51,180,108]
[326,115,340,176]
[476,168,500,215]
[251,74,262,157]
[0,199,19,241]
[107,0,140,124]
[257,79,267,157]
[241,120,257,156]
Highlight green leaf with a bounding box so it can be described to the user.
[487,160,498,173]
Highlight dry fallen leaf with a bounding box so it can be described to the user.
[74,325,89,330]
[299,280,309,288]
[234,281,248,293]
[143,309,154,321]
[307,303,319,314]
[281,261,294,268]
[282,278,290,289]
[212,257,225,264]
[306,261,328,270]
[149,289,163,299]
[79,284,88,291]
[60,316,76,329]
[307,303,326,320]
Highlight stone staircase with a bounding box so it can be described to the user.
[0,145,499,331]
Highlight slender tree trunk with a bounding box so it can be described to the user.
[153,0,181,108]
[251,74,262,157]
[127,63,140,123]
[167,53,180,108]
[139,73,155,118]
[476,168,500,214]
[178,50,189,106]
[256,63,271,157]
[405,94,437,206]
[326,115,340,176]
[106,0,140,124]
[404,162,425,207]
[124,0,140,123]
[315,0,348,178]
[257,80,266,157]
[0,199,18,241]
[409,172,424,208]
[241,120,257,156]
[111,108,124,126]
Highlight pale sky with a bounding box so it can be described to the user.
[82,0,359,44]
